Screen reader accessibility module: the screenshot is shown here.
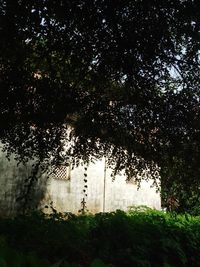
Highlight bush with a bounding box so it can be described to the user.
[0,210,200,267]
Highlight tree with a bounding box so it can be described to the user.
[0,0,200,188]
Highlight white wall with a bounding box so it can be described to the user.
[42,159,161,214]
[0,148,161,217]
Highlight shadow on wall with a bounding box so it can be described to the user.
[0,154,48,217]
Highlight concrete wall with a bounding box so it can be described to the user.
[43,159,161,214]
[0,149,161,217]
[0,146,48,217]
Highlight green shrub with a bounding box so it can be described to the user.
[0,244,114,267]
[0,210,200,267]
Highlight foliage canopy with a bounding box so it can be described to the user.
[0,1,200,186]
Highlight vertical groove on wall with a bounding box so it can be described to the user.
[103,157,106,212]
